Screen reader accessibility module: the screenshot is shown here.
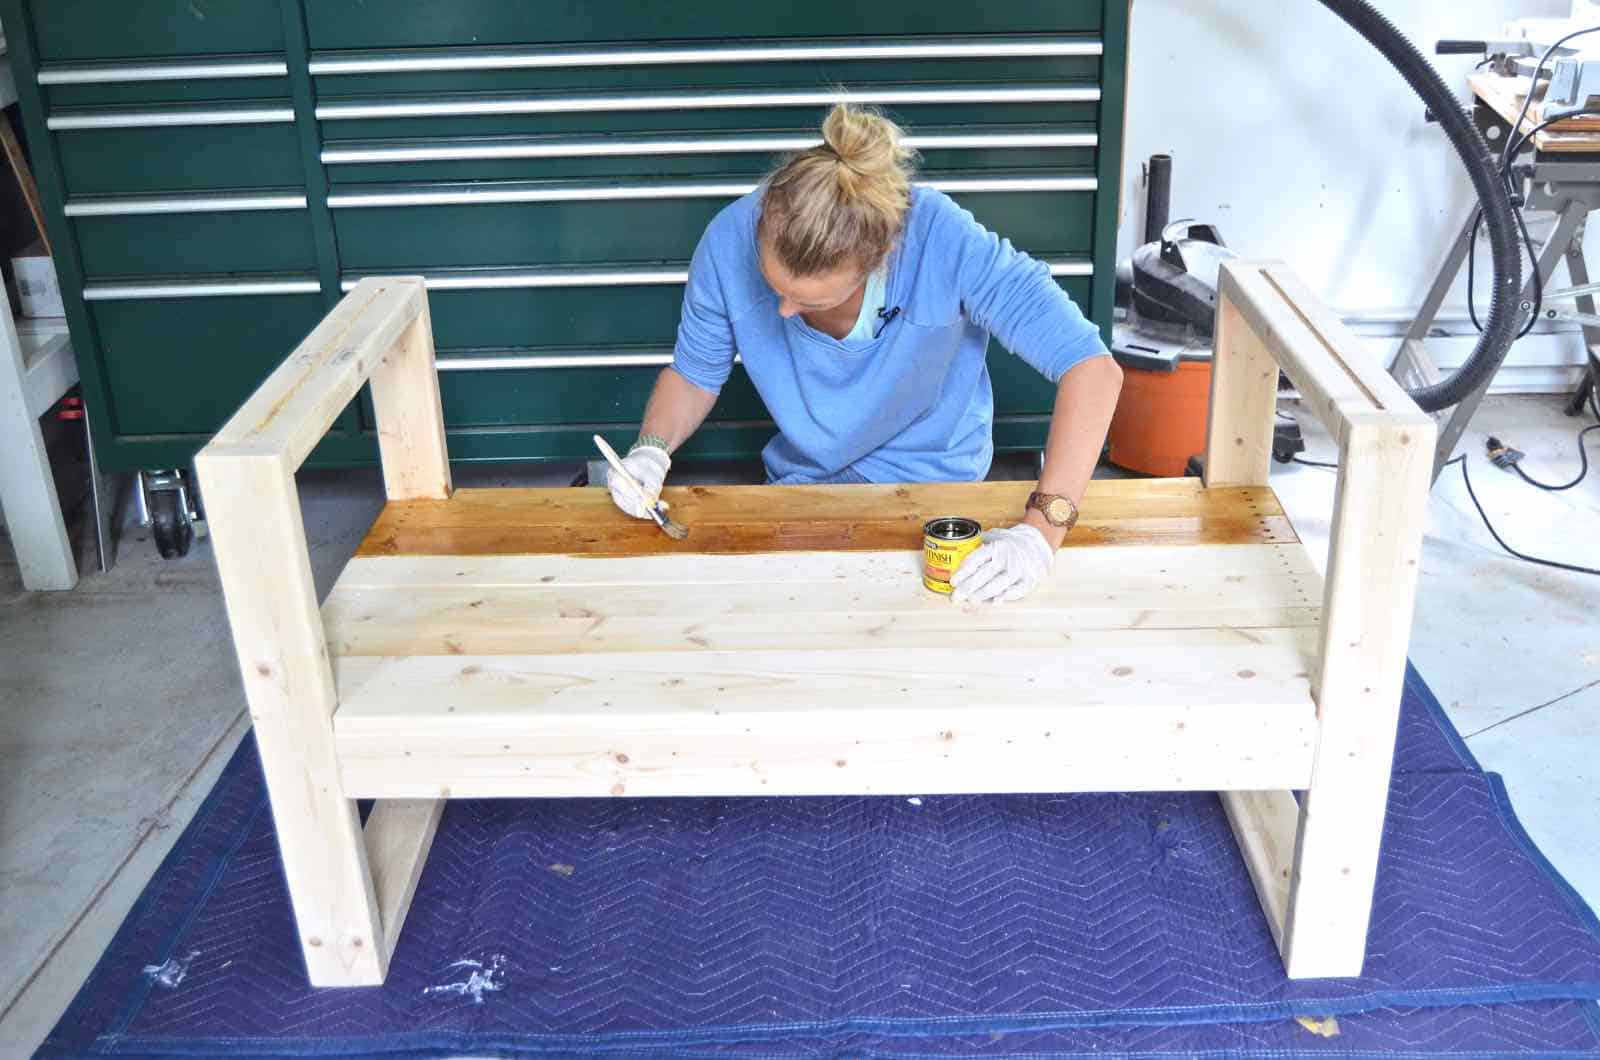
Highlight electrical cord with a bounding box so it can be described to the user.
[1283,402,1599,576]
[1459,457,1600,575]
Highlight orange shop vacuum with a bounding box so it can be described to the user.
[1108,154,1240,477]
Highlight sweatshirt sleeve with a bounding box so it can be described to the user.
[937,192,1109,383]
[671,227,737,396]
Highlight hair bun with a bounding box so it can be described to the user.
[822,101,908,179]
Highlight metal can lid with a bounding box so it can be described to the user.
[923,516,981,541]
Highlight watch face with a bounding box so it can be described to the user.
[1046,497,1074,523]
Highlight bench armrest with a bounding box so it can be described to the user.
[1204,260,1435,724]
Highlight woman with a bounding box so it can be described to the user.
[608,103,1123,604]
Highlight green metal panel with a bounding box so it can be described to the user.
[46,78,295,107]
[32,1,283,60]
[318,100,1102,142]
[73,212,318,276]
[91,294,326,435]
[305,2,1102,48]
[333,189,1093,271]
[55,125,304,195]
[313,56,1099,97]
[1,0,1127,472]
[323,136,1098,187]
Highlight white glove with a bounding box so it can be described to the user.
[950,523,1055,605]
[607,445,671,520]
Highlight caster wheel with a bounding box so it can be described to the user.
[150,489,193,559]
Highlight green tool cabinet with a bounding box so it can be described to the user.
[1,0,1128,475]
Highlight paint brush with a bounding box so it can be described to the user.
[593,435,690,541]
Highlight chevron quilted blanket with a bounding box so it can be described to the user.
[39,665,1600,1057]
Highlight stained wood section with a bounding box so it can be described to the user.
[355,478,1297,558]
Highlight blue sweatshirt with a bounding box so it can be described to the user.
[672,186,1110,484]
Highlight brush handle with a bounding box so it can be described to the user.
[593,435,666,525]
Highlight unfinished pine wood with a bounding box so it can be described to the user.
[364,799,445,957]
[356,479,1296,558]
[1203,291,1278,488]
[370,291,452,501]
[322,543,1323,657]
[190,453,387,986]
[1220,789,1300,952]
[198,276,451,986]
[1280,416,1434,978]
[331,629,1319,800]
[1210,260,1437,979]
[206,277,424,470]
[198,256,1437,985]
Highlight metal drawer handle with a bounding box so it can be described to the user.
[65,192,309,218]
[322,130,1099,165]
[310,38,1103,76]
[40,57,289,85]
[317,85,1101,121]
[342,259,1091,293]
[83,278,322,301]
[437,352,682,371]
[47,105,295,131]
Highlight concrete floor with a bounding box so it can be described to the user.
[0,393,1595,1053]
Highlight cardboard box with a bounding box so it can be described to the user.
[12,240,64,317]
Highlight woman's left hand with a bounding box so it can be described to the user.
[950,523,1055,604]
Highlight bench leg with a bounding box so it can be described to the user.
[1226,420,1431,978]
[201,456,391,985]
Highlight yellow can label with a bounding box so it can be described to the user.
[923,527,982,594]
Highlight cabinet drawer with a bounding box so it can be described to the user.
[74,211,316,277]
[33,0,283,61]
[93,293,327,436]
[322,135,1098,187]
[316,98,1102,143]
[425,363,769,429]
[333,187,1093,272]
[56,124,303,195]
[307,1,1103,49]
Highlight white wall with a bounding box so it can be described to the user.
[1117,0,1589,391]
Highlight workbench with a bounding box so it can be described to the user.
[198,265,1434,988]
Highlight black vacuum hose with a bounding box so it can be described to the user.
[1318,0,1521,413]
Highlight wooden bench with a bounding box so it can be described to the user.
[196,262,1435,987]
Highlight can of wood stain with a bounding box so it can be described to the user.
[922,517,982,594]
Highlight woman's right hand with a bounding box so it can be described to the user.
[607,445,672,519]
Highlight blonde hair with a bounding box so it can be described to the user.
[758,102,918,276]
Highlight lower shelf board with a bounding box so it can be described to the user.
[330,640,1319,799]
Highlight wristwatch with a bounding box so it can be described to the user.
[1026,491,1080,532]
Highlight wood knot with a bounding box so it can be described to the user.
[835,759,848,768]
[307,937,322,948]
[615,752,630,764]
[1237,670,1256,680]
[610,782,626,796]
[255,663,272,677]
[1113,666,1134,677]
